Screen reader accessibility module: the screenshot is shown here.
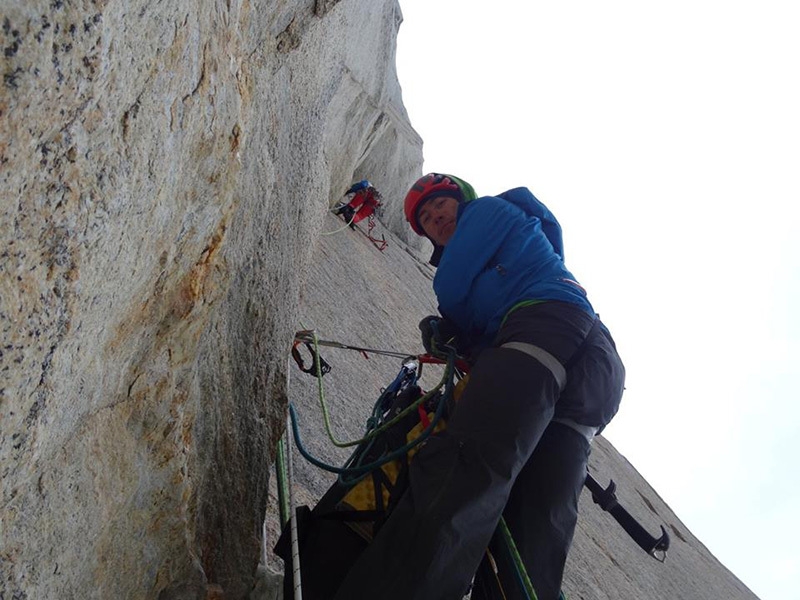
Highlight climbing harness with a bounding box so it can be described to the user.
[276,331,668,600]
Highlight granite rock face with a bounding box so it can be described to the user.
[1,0,420,597]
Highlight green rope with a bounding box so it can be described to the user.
[499,516,538,600]
[288,385,447,479]
[307,329,451,448]
[275,436,291,528]
[287,352,455,478]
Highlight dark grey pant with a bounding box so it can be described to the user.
[471,423,590,600]
[332,303,624,600]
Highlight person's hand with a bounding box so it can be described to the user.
[418,315,439,354]
[418,316,462,356]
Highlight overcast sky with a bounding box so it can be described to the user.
[396,2,800,599]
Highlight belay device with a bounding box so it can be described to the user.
[276,333,669,599]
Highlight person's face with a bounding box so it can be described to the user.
[418,196,459,246]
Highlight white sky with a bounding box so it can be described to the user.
[396,2,800,599]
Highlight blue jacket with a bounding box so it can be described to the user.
[434,188,594,348]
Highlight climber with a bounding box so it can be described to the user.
[333,180,382,228]
[332,174,626,600]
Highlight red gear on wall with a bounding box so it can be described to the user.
[346,187,381,225]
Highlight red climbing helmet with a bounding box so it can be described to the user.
[403,174,463,235]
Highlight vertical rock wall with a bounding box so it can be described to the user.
[0,0,421,597]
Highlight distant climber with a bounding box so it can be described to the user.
[334,180,383,228]
[332,173,626,600]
